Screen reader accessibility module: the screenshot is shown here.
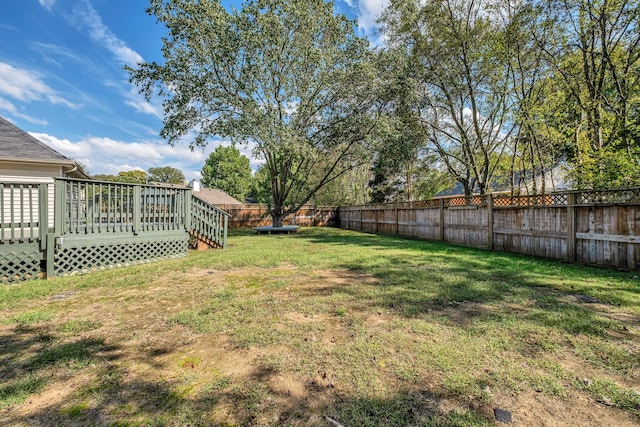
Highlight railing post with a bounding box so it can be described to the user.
[46,233,56,279]
[312,205,317,227]
[566,192,576,262]
[223,214,228,248]
[375,206,378,234]
[133,185,141,235]
[54,179,66,235]
[38,183,48,251]
[185,191,192,231]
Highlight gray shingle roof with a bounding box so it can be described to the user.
[0,116,71,162]
[193,188,243,205]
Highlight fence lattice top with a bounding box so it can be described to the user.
[576,188,640,205]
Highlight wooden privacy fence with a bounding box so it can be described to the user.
[217,204,338,229]
[337,188,640,271]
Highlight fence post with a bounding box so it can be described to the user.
[566,192,576,262]
[38,183,48,251]
[395,202,399,236]
[374,206,378,234]
[439,198,445,241]
[487,194,494,250]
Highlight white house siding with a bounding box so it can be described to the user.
[1,162,65,231]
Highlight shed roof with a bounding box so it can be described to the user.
[192,188,243,205]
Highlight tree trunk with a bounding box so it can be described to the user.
[271,206,285,228]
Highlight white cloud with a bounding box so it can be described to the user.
[38,0,56,11]
[29,131,265,180]
[0,62,80,109]
[29,132,222,180]
[348,0,390,33]
[68,0,144,67]
[124,87,163,118]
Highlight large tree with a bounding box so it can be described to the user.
[380,0,517,197]
[201,146,253,201]
[536,0,640,188]
[147,166,185,184]
[128,0,377,226]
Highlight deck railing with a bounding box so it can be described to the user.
[55,178,191,236]
[2,177,230,282]
[0,182,49,281]
[190,196,229,248]
[0,182,48,245]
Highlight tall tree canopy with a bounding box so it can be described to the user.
[128,0,378,225]
[537,0,640,188]
[380,0,516,196]
[147,166,185,184]
[201,146,253,201]
[379,0,640,194]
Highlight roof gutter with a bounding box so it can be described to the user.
[0,157,91,179]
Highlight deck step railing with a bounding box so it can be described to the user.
[190,196,229,248]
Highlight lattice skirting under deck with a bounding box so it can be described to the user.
[54,236,189,277]
[0,243,44,283]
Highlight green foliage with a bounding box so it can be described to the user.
[128,0,378,226]
[91,173,117,182]
[201,146,252,200]
[116,170,147,184]
[380,0,516,196]
[6,309,54,325]
[93,171,147,184]
[370,49,451,202]
[147,166,185,184]
[247,164,271,204]
[313,163,371,205]
[571,146,640,189]
[377,0,640,193]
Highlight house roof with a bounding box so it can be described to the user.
[192,188,243,205]
[0,116,89,178]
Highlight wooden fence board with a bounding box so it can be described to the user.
[329,190,639,271]
[215,190,639,271]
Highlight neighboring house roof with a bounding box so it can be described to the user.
[148,181,188,188]
[0,115,89,178]
[192,187,243,205]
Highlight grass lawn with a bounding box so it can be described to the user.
[1,227,639,426]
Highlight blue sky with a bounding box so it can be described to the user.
[0,0,387,180]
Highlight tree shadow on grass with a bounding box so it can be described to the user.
[293,230,640,332]
[0,311,493,425]
[3,349,494,426]
[0,323,121,425]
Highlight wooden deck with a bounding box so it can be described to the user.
[1,178,229,282]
